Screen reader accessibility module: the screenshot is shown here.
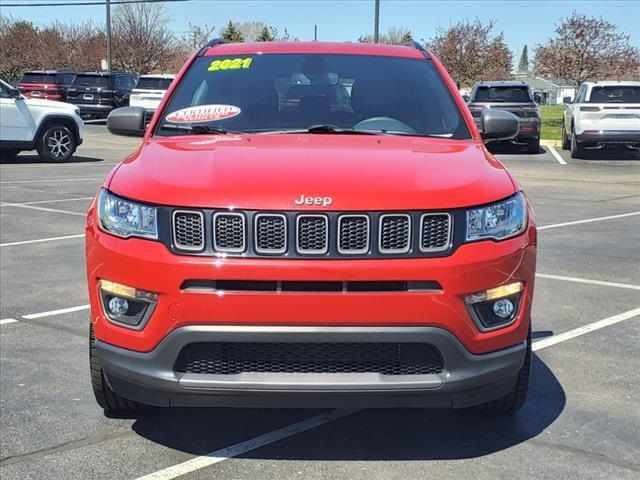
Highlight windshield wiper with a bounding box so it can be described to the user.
[158,124,242,135]
[261,125,379,135]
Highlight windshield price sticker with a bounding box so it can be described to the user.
[208,57,253,72]
[165,104,241,123]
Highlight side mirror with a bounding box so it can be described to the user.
[562,96,573,104]
[107,106,146,137]
[480,109,519,143]
[10,87,22,99]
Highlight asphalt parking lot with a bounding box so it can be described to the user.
[1,125,639,480]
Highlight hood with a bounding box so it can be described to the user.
[109,134,516,211]
[23,97,77,112]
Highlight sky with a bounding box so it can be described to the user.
[2,0,640,58]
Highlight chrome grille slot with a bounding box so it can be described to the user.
[420,213,452,252]
[379,214,411,253]
[172,210,204,251]
[296,215,329,254]
[255,214,287,254]
[338,215,369,254]
[213,212,246,253]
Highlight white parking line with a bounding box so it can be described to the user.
[0,177,103,185]
[0,203,86,217]
[133,306,640,480]
[0,197,92,206]
[134,409,358,480]
[0,318,19,325]
[22,305,90,320]
[533,307,640,351]
[0,233,85,247]
[548,146,568,165]
[536,273,640,291]
[539,211,640,230]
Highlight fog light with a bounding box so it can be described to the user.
[464,282,524,332]
[108,296,129,316]
[493,298,514,319]
[98,279,158,330]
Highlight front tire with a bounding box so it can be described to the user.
[478,327,531,415]
[90,324,141,414]
[36,124,76,162]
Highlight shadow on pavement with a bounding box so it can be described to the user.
[487,143,544,155]
[573,148,640,161]
[0,154,104,165]
[130,354,565,461]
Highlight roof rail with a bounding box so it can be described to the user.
[197,38,225,57]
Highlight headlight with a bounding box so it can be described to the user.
[97,189,158,240]
[466,192,527,241]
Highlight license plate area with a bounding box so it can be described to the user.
[83,93,94,100]
[31,91,41,97]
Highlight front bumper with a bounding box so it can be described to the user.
[97,325,526,408]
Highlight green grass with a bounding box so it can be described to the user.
[539,105,565,141]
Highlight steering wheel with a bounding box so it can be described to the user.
[353,116,416,134]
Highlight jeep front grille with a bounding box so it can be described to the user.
[420,213,452,252]
[338,215,369,254]
[171,209,455,258]
[296,215,329,254]
[213,213,245,252]
[255,214,287,254]
[172,210,204,251]
[379,214,411,253]
[175,342,444,376]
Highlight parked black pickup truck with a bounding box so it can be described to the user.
[66,72,137,119]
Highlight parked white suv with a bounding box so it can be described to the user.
[129,74,175,114]
[0,78,84,162]
[562,81,640,158]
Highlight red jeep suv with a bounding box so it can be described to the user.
[88,40,536,414]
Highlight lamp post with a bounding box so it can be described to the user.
[373,0,380,43]
[106,0,112,71]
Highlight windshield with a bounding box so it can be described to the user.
[588,86,640,104]
[72,75,110,88]
[135,77,173,90]
[155,54,470,139]
[473,86,532,103]
[20,73,58,84]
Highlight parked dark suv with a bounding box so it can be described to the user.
[468,81,541,153]
[17,70,76,101]
[67,72,137,119]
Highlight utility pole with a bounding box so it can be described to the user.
[106,0,112,71]
[373,0,380,43]
[314,24,317,41]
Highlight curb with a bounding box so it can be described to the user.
[541,139,560,148]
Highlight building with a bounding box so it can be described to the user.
[513,71,576,104]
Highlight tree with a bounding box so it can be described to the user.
[358,26,412,45]
[518,45,529,72]
[256,25,276,42]
[183,22,214,50]
[220,21,244,43]
[111,2,177,73]
[0,17,42,82]
[426,19,513,88]
[533,12,640,85]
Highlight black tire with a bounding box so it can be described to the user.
[526,138,540,154]
[1,148,21,159]
[561,122,570,150]
[90,324,141,414]
[477,327,531,415]
[570,127,584,159]
[36,123,76,162]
